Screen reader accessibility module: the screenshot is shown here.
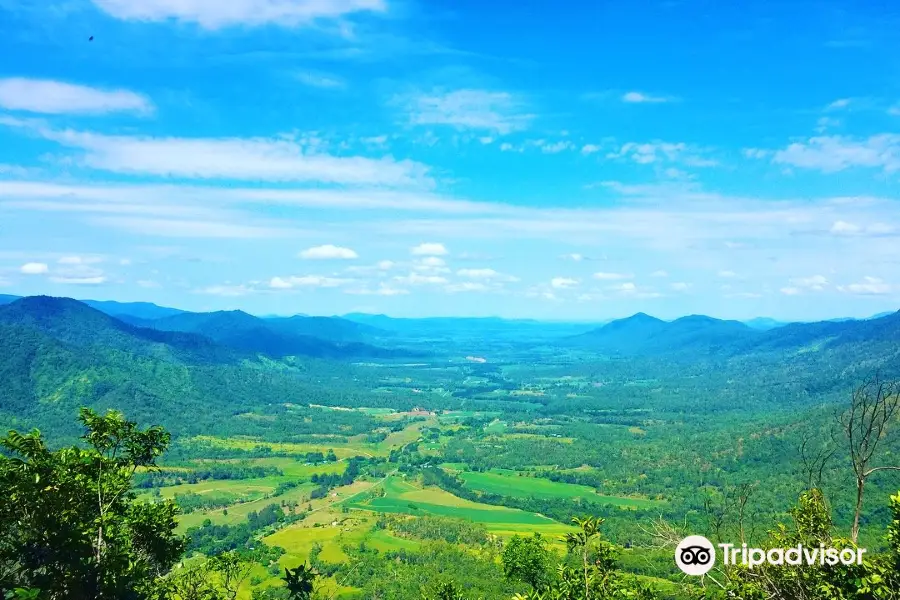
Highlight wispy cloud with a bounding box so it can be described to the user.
[295,70,347,89]
[825,98,853,111]
[91,0,387,30]
[269,275,353,289]
[550,277,579,289]
[402,89,533,134]
[771,135,900,173]
[621,91,673,104]
[299,244,359,259]
[606,141,716,166]
[2,122,433,187]
[410,242,448,256]
[593,272,633,281]
[838,276,892,296]
[0,78,152,115]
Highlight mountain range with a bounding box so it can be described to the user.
[567,309,900,359]
[0,294,898,441]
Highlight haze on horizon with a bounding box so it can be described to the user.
[1,0,899,322]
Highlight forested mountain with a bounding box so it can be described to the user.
[568,309,900,359]
[82,298,187,320]
[144,309,415,358]
[0,296,403,440]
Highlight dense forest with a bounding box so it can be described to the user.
[1,296,900,599]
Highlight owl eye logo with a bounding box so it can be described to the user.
[679,546,712,565]
[675,536,716,575]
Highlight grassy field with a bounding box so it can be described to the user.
[345,475,571,532]
[458,468,661,509]
[191,419,434,459]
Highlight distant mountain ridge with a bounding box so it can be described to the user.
[569,309,900,358]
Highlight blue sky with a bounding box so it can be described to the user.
[1,0,899,321]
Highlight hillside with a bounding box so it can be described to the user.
[0,296,235,365]
[566,310,900,361]
[0,297,382,441]
[146,310,416,359]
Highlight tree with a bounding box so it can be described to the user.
[283,564,317,600]
[421,580,469,600]
[501,534,551,591]
[209,551,254,600]
[837,373,900,542]
[0,408,184,599]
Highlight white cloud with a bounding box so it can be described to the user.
[20,262,49,274]
[456,268,517,282]
[295,71,346,89]
[410,242,448,256]
[650,270,668,277]
[393,273,448,285]
[457,268,497,278]
[611,282,636,292]
[445,281,489,293]
[815,117,841,133]
[137,279,161,288]
[403,89,532,134]
[830,220,861,235]
[838,276,892,295]
[581,144,601,155]
[561,253,585,261]
[377,260,394,270]
[718,270,737,278]
[91,0,387,29]
[551,277,579,289]
[743,148,770,160]
[541,141,574,154]
[606,141,714,166]
[826,98,852,110]
[346,283,409,296]
[417,256,446,267]
[90,216,295,238]
[195,284,256,296]
[0,78,152,115]
[50,275,107,285]
[593,272,632,280]
[269,275,351,289]
[58,255,103,265]
[772,135,900,173]
[606,281,663,298]
[890,104,900,117]
[791,274,829,291]
[6,125,431,187]
[671,282,691,291]
[780,286,802,296]
[479,136,494,145]
[299,244,358,260]
[622,91,670,104]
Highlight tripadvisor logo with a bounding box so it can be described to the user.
[674,536,867,575]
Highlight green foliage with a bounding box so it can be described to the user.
[691,488,900,600]
[0,408,184,599]
[282,564,317,600]
[502,535,552,591]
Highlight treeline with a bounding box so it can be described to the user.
[185,503,302,555]
[134,464,283,488]
[376,514,490,546]
[309,457,364,499]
